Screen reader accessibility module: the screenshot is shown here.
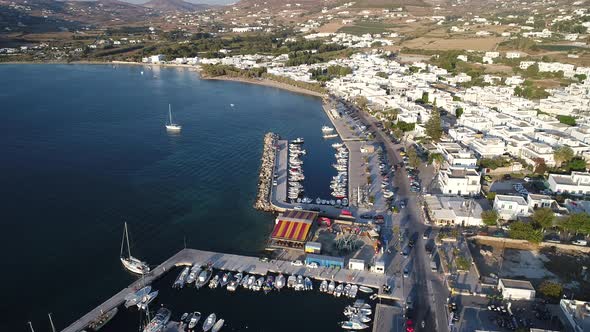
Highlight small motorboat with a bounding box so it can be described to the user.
[295,275,304,291]
[334,284,343,297]
[137,290,158,310]
[220,272,232,287]
[340,321,368,330]
[358,286,373,294]
[247,275,256,289]
[188,312,201,329]
[209,274,220,289]
[263,276,274,294]
[124,286,151,308]
[287,275,296,288]
[275,274,286,290]
[328,280,336,294]
[202,313,217,332]
[180,313,188,321]
[304,277,313,291]
[320,280,328,292]
[211,319,224,332]
[343,284,352,297]
[349,284,358,298]
[241,274,250,288]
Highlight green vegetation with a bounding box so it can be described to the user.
[538,281,563,299]
[478,157,510,170]
[553,21,588,34]
[394,121,415,132]
[452,95,461,102]
[455,256,471,271]
[498,38,538,51]
[337,21,396,36]
[310,65,352,82]
[559,212,590,235]
[532,208,555,231]
[554,146,574,167]
[376,71,389,79]
[421,91,429,104]
[481,210,499,226]
[486,192,497,201]
[514,80,549,100]
[200,64,267,78]
[566,158,587,172]
[407,146,421,169]
[427,152,444,169]
[558,115,576,126]
[574,74,587,82]
[508,221,543,243]
[455,107,463,119]
[424,108,443,142]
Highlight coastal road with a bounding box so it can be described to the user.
[342,98,450,332]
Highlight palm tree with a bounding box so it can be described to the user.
[428,152,445,172]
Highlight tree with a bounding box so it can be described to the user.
[425,109,443,142]
[376,71,388,79]
[533,158,547,175]
[392,127,403,139]
[355,96,369,110]
[554,146,574,167]
[560,212,590,235]
[407,146,421,169]
[486,192,496,201]
[421,91,429,104]
[428,152,445,171]
[455,107,463,118]
[508,221,543,243]
[557,115,576,126]
[574,73,587,82]
[538,281,562,299]
[567,158,587,172]
[481,210,499,226]
[532,208,554,231]
[455,256,471,271]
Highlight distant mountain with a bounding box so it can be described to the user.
[142,0,210,12]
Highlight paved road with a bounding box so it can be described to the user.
[340,97,450,332]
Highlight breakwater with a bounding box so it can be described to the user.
[254,132,279,211]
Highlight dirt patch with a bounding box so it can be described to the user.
[401,37,505,51]
[318,22,346,33]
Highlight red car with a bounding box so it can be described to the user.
[406,319,414,332]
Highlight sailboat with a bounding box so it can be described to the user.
[120,222,150,275]
[165,104,181,131]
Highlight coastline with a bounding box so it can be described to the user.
[202,75,326,98]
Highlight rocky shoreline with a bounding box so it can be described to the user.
[254,132,279,212]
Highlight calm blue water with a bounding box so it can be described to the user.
[0,64,342,331]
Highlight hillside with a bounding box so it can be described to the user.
[142,0,210,12]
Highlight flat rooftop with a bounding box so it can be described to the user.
[500,278,535,290]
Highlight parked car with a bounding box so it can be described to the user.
[291,260,303,266]
[544,234,561,244]
[572,239,588,246]
[306,262,319,268]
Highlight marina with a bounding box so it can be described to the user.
[61,248,401,332]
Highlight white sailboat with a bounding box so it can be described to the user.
[120,222,150,275]
[165,104,182,131]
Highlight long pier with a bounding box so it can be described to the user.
[62,248,400,332]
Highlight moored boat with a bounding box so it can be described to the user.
[202,313,217,332]
[275,274,286,290]
[340,320,368,330]
[142,307,171,332]
[87,307,118,331]
[188,312,202,329]
[211,319,224,332]
[359,286,373,294]
[195,266,213,289]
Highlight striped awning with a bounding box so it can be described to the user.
[271,220,311,242]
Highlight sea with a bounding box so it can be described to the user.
[0,64,365,332]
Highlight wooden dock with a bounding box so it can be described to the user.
[61,248,399,332]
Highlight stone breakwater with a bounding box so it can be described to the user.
[254,132,279,211]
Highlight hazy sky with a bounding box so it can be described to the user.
[123,0,236,4]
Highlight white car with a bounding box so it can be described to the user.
[306,262,319,269]
[572,239,588,246]
[291,260,303,266]
[294,206,303,210]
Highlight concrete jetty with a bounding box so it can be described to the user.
[61,248,399,332]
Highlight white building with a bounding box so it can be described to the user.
[506,51,521,59]
[548,172,590,195]
[438,167,481,196]
[469,137,506,158]
[424,195,484,227]
[493,195,530,221]
[498,278,536,300]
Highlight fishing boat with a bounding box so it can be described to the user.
[142,307,171,332]
[275,274,286,290]
[186,265,202,285]
[263,276,273,294]
[252,277,264,291]
[349,285,358,298]
[227,272,243,291]
[322,125,334,133]
[120,222,150,275]
[165,104,181,131]
[241,274,250,288]
[292,138,304,144]
[358,286,373,294]
[202,313,217,332]
[137,290,158,310]
[124,286,151,308]
[328,280,336,294]
[323,133,338,139]
[334,284,343,297]
[287,275,296,288]
[332,142,343,149]
[220,272,232,287]
[343,284,352,297]
[247,275,256,289]
[340,321,369,330]
[211,319,224,332]
[188,312,202,329]
[181,313,188,322]
[173,266,191,289]
[295,275,304,291]
[87,307,118,331]
[319,280,328,292]
[304,277,313,291]
[195,266,213,289]
[209,274,220,289]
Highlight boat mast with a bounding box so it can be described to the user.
[169,104,173,124]
[125,222,132,259]
[27,322,35,332]
[120,222,127,258]
[48,313,56,332]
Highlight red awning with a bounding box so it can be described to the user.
[271,220,311,242]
